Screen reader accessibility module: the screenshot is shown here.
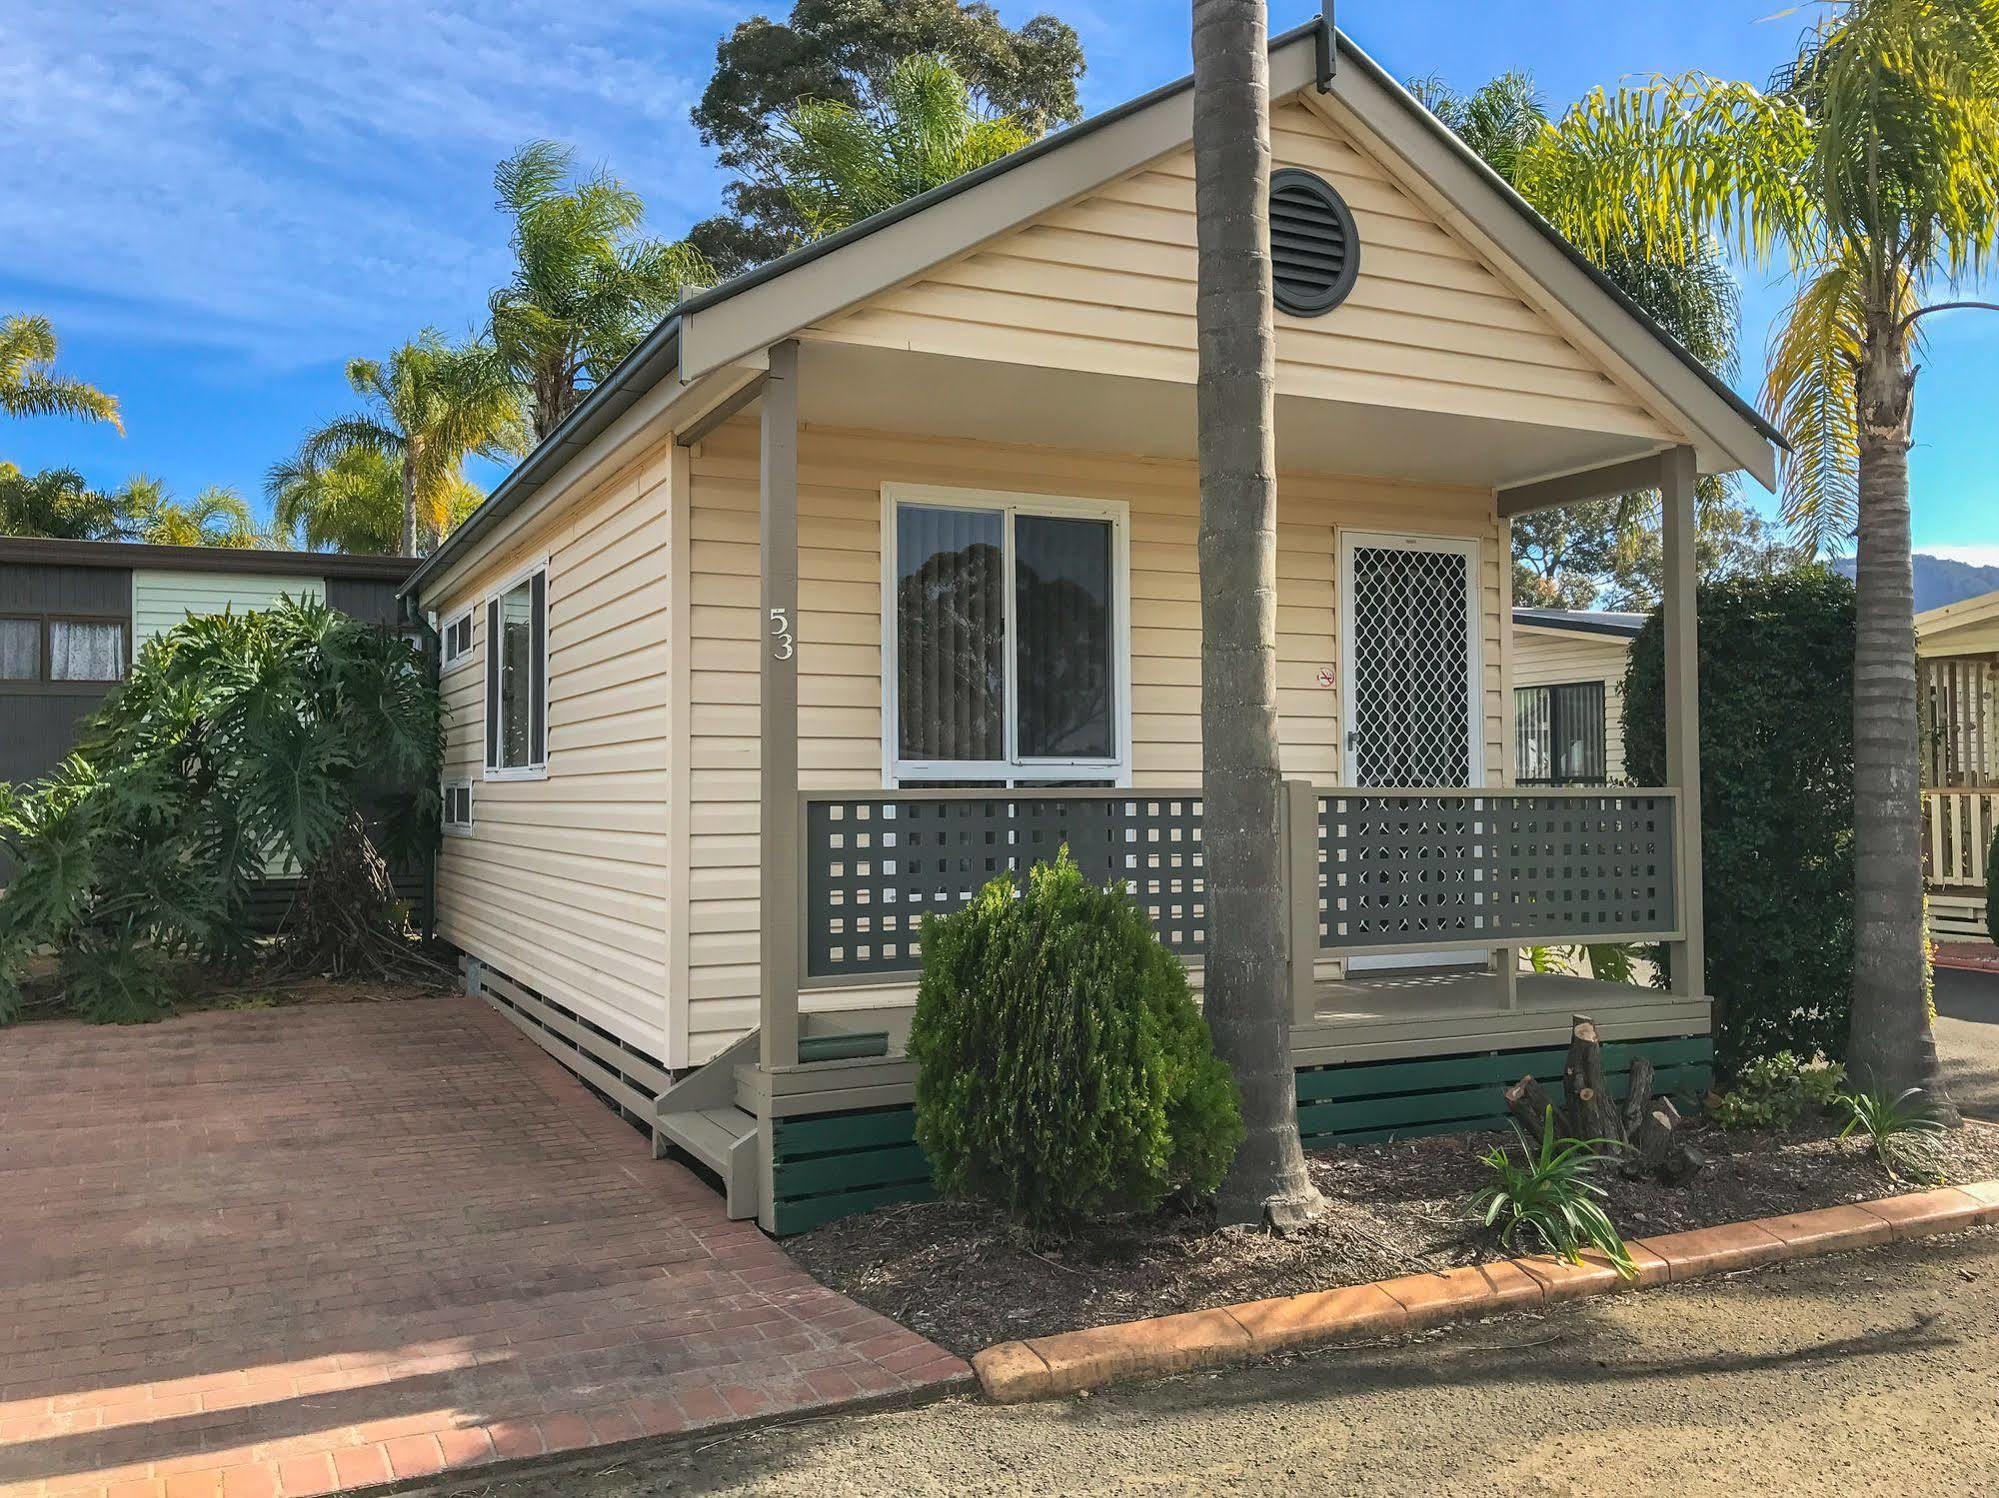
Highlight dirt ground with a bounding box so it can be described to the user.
[788,1116,1999,1355]
[410,1228,1999,1498]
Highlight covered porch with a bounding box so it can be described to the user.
[657,330,1717,1232]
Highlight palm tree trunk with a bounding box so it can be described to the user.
[398,440,420,558]
[1191,0,1322,1228]
[1848,319,1955,1120]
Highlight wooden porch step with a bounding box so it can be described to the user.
[657,1104,761,1221]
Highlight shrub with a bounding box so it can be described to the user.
[1706,1051,1846,1131]
[0,599,442,1024]
[1472,1108,1636,1278]
[1836,1087,1947,1183]
[908,852,1243,1234]
[1624,567,1855,1075]
[1988,825,1998,947]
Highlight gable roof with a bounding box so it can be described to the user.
[406,16,1780,601]
[1513,607,1646,639]
[1916,586,1999,639]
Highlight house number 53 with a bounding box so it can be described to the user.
[769,606,795,661]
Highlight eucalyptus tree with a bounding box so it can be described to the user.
[295,332,523,556]
[0,314,120,430]
[1190,0,1322,1229]
[489,141,712,442]
[1520,0,1999,1103]
[776,54,1039,237]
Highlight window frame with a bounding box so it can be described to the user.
[1514,678,1608,786]
[0,610,131,693]
[880,483,1132,788]
[438,608,475,674]
[441,778,474,835]
[482,559,551,782]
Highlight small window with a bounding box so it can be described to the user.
[440,609,474,671]
[48,620,127,683]
[442,780,473,833]
[0,619,38,681]
[484,565,548,776]
[1516,681,1607,785]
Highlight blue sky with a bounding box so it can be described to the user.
[4,0,1996,563]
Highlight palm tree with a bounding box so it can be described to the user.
[1190,0,1322,1229]
[1414,73,1791,606]
[490,142,713,442]
[296,332,523,556]
[265,446,472,555]
[777,54,1040,238]
[0,462,124,539]
[1522,0,1999,1104]
[118,477,263,548]
[1,315,121,430]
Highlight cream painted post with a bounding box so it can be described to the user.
[1284,780,1321,1028]
[759,340,802,1070]
[1661,444,1706,998]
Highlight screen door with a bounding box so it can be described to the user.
[1337,532,1484,970]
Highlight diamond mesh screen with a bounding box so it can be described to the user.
[804,792,1205,980]
[1349,545,1473,786]
[1317,791,1677,949]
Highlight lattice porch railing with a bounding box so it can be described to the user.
[1316,788,1681,952]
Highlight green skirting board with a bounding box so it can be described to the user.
[767,1031,1714,1235]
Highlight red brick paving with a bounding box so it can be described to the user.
[1934,940,1999,974]
[0,998,969,1497]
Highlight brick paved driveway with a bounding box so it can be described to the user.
[0,997,967,1497]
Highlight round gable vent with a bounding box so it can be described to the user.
[1270,168,1359,316]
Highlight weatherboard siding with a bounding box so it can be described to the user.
[131,571,325,642]
[681,416,1506,1063]
[1511,625,1631,781]
[805,100,1673,442]
[431,441,675,1060]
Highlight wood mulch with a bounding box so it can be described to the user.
[786,1117,1999,1358]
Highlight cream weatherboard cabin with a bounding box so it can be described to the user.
[1917,587,1999,938]
[401,19,1778,1233]
[1510,607,1642,786]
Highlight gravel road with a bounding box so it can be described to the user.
[420,1229,1999,1498]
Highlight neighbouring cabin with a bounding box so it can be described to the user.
[1509,608,1640,785]
[0,537,419,912]
[1918,587,1999,939]
[407,19,1778,1232]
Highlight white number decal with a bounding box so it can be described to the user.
[769,606,794,661]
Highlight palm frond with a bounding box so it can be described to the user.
[1764,255,1865,551]
[0,313,122,431]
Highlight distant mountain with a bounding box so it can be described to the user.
[1829,553,1999,613]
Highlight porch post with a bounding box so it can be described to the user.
[1283,780,1320,1029]
[1660,444,1706,998]
[759,340,801,1070]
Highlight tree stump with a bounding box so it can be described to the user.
[1506,1014,1703,1184]
[1563,1015,1623,1143]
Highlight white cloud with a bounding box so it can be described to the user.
[0,0,723,370]
[1921,544,1999,570]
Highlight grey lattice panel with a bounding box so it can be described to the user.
[1317,792,1677,949]
[805,793,1205,979]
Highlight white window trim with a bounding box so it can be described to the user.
[1334,528,1485,787]
[442,778,474,835]
[483,557,551,782]
[439,607,475,674]
[880,482,1133,788]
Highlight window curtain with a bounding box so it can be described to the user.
[0,620,37,680]
[47,621,125,682]
[896,506,1004,763]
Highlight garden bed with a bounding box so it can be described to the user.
[787,1118,1999,1358]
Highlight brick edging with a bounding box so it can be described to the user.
[972,1180,1999,1403]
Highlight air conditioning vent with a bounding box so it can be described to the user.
[1270,168,1359,316]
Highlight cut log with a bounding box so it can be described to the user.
[1622,1056,1655,1141]
[1625,1095,1705,1183]
[1504,1075,1557,1138]
[1563,1015,1623,1144]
